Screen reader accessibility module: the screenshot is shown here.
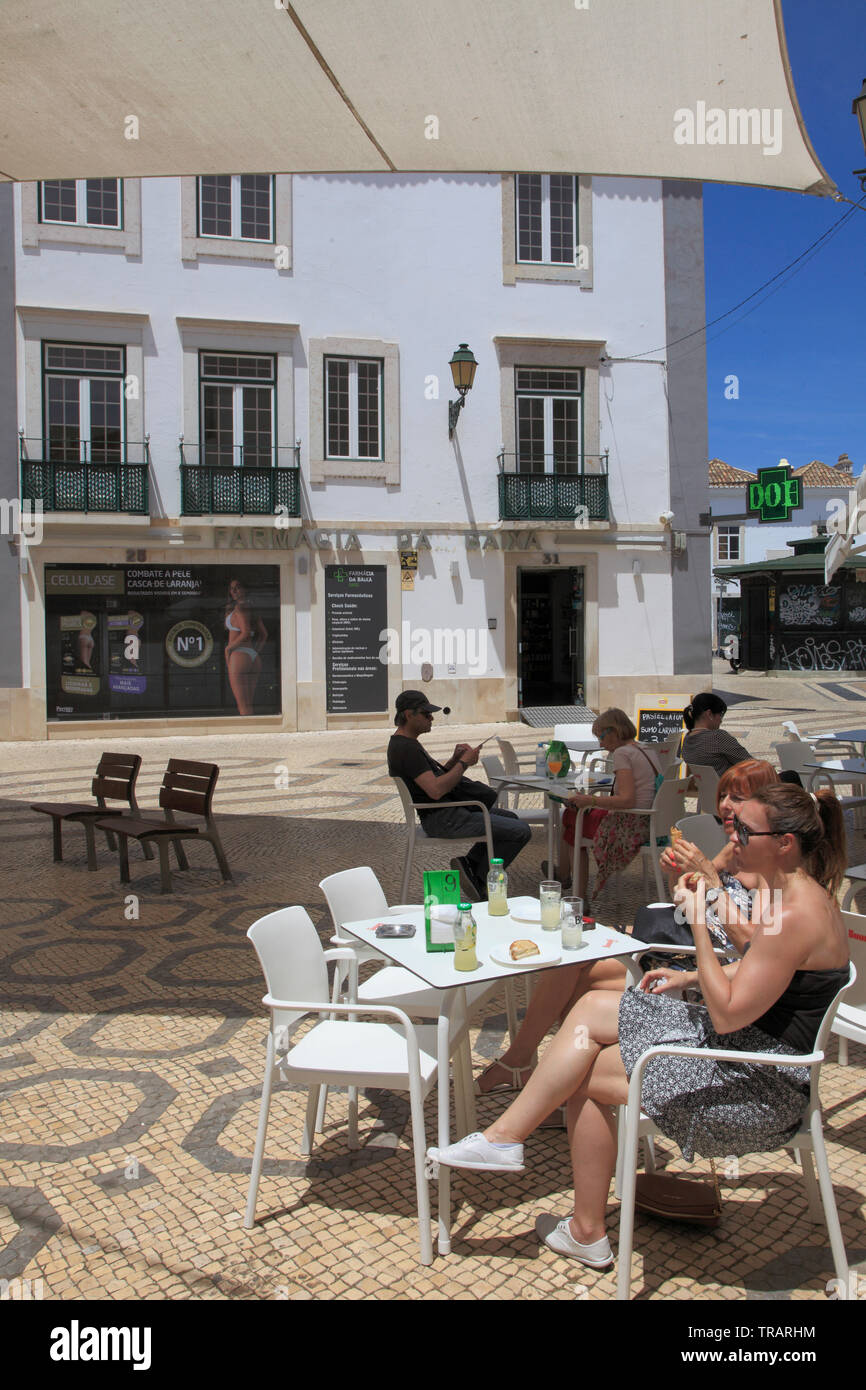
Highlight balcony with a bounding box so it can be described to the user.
[180,443,301,517]
[18,435,150,514]
[497,452,609,522]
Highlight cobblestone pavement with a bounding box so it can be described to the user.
[1,665,865,1301]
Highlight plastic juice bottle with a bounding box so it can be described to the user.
[535,742,548,777]
[454,904,479,971]
[486,858,508,915]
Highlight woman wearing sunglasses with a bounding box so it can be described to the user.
[430,782,849,1269]
[476,758,779,1099]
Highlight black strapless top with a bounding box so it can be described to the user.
[754,966,850,1053]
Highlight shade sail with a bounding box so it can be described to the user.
[0,0,835,194]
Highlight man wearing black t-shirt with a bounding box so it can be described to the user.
[387,690,531,900]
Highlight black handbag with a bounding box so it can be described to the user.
[633,903,693,949]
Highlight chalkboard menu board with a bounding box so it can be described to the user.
[325,565,388,713]
[636,707,686,744]
[717,597,741,646]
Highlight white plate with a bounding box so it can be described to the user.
[508,899,543,924]
[489,941,561,969]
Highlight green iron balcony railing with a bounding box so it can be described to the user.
[18,434,150,514]
[179,442,301,517]
[497,451,609,521]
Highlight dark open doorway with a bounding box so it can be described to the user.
[518,567,585,708]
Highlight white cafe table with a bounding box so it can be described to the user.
[803,758,866,790]
[339,896,645,1255]
[804,729,866,758]
[488,770,615,870]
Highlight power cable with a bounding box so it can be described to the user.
[624,193,866,360]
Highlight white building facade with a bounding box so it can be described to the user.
[2,172,710,739]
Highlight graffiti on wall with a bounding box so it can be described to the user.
[779,635,866,671]
[779,584,840,628]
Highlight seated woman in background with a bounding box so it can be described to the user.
[432,783,849,1270]
[544,708,663,901]
[475,758,779,1096]
[681,692,753,775]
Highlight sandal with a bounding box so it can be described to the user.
[474,1060,533,1096]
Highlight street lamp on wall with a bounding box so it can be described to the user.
[852,78,866,190]
[448,343,478,438]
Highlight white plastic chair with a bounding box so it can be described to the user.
[321,863,518,1057]
[553,723,600,768]
[782,721,858,758]
[802,763,866,833]
[616,962,856,1300]
[244,905,460,1265]
[496,737,525,777]
[834,912,866,1065]
[686,764,720,815]
[648,735,683,774]
[674,813,727,860]
[572,776,694,904]
[842,865,866,912]
[317,867,483,1136]
[482,753,549,826]
[392,775,494,901]
[772,741,866,796]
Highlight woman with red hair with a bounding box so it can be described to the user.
[476,759,779,1096]
[433,783,849,1272]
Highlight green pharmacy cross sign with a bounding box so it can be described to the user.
[747,463,803,524]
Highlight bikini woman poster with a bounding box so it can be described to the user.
[45,564,280,720]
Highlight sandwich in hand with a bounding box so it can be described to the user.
[509,939,541,962]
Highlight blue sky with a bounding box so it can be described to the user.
[699,0,866,476]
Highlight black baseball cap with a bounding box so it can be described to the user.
[395,690,441,716]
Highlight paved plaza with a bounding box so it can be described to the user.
[1,665,865,1301]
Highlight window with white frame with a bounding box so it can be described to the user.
[717,526,741,561]
[197,176,274,242]
[308,336,398,484]
[501,175,592,287]
[199,352,276,467]
[39,179,122,229]
[325,356,383,460]
[515,367,583,473]
[43,342,126,461]
[22,182,140,254]
[516,174,578,264]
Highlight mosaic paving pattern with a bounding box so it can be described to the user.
[1,669,865,1300]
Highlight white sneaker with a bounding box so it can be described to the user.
[535,1214,613,1268]
[427,1132,525,1172]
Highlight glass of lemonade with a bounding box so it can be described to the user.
[539,879,562,931]
[561,896,584,950]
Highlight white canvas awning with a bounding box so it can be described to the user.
[0,0,835,194]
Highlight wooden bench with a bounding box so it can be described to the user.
[31,752,150,872]
[96,758,232,894]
